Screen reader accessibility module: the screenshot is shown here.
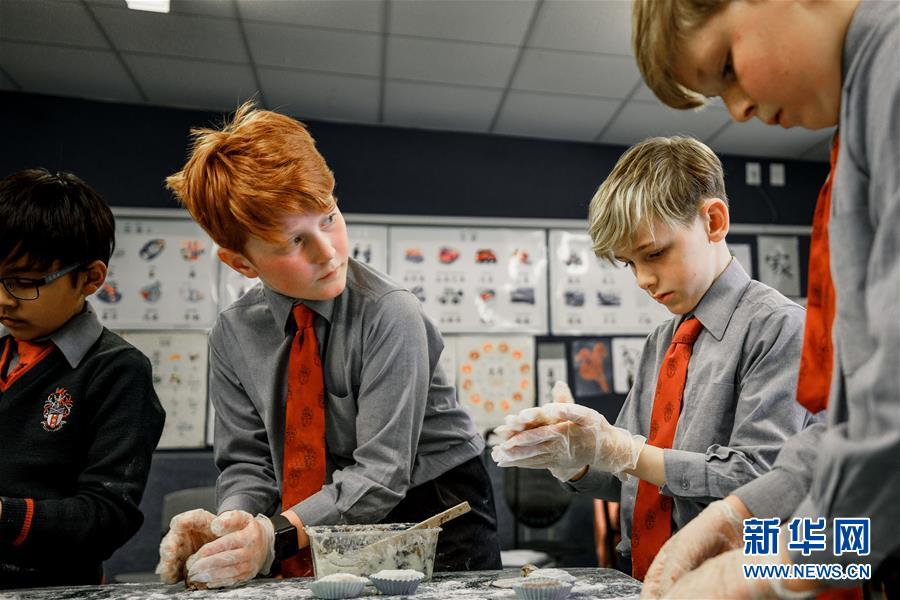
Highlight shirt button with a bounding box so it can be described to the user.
[681,477,690,490]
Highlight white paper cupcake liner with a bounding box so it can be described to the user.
[512,577,574,600]
[369,569,425,596]
[308,573,368,599]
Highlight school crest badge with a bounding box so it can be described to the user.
[42,387,73,432]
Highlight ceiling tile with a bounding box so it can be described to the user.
[258,69,379,123]
[245,22,380,76]
[599,100,731,146]
[709,120,836,159]
[387,36,517,88]
[170,0,236,18]
[384,80,501,132]
[124,54,258,111]
[1,0,108,48]
[530,0,632,56]
[390,0,536,45]
[513,49,640,99]
[632,82,660,102]
[494,91,620,142]
[0,41,142,102]
[237,0,382,33]
[633,82,728,110]
[800,138,831,162]
[87,0,237,18]
[92,6,248,62]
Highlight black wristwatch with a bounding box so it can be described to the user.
[270,514,299,561]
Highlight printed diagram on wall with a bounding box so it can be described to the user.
[120,331,209,449]
[216,223,389,310]
[549,230,670,335]
[537,357,568,406]
[757,235,800,298]
[98,219,217,329]
[347,224,389,273]
[390,227,548,334]
[611,337,646,395]
[728,243,754,279]
[456,336,535,431]
[571,338,614,399]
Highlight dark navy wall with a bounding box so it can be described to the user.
[2,91,827,225]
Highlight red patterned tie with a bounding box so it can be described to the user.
[796,134,840,414]
[631,316,703,581]
[797,135,862,600]
[280,305,326,578]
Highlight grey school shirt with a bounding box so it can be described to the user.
[211,258,483,526]
[735,0,900,570]
[568,259,819,558]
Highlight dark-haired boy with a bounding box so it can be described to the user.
[0,169,165,589]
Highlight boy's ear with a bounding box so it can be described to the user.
[701,198,730,243]
[217,247,259,279]
[80,260,108,297]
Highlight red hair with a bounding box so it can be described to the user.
[167,101,335,251]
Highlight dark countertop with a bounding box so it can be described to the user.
[5,568,641,599]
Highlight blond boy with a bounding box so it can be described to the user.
[493,136,819,581]
[631,0,899,597]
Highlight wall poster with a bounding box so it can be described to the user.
[389,227,548,334]
[549,230,669,335]
[455,335,535,432]
[98,219,217,329]
[120,330,209,449]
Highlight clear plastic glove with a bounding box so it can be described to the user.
[662,547,789,599]
[155,508,216,584]
[493,381,575,443]
[184,510,275,589]
[491,402,646,481]
[640,500,744,598]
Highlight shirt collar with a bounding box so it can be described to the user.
[263,285,336,334]
[690,258,752,342]
[0,302,104,368]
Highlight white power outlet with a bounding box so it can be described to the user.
[746,162,762,186]
[770,163,786,186]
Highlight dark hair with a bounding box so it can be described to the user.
[0,169,116,274]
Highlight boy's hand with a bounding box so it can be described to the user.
[660,547,784,599]
[156,508,216,584]
[491,402,646,480]
[492,380,574,442]
[184,510,275,588]
[641,497,747,598]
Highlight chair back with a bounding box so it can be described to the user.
[160,486,217,535]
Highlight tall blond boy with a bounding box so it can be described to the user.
[493,136,820,581]
[631,0,899,597]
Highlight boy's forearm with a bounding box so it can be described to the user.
[569,444,665,486]
[625,444,667,487]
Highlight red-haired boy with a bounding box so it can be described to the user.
[156,102,501,588]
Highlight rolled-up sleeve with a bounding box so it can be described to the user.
[662,305,813,501]
[294,291,432,525]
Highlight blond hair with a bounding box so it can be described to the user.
[167,100,335,252]
[632,0,728,109]
[588,136,727,261]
